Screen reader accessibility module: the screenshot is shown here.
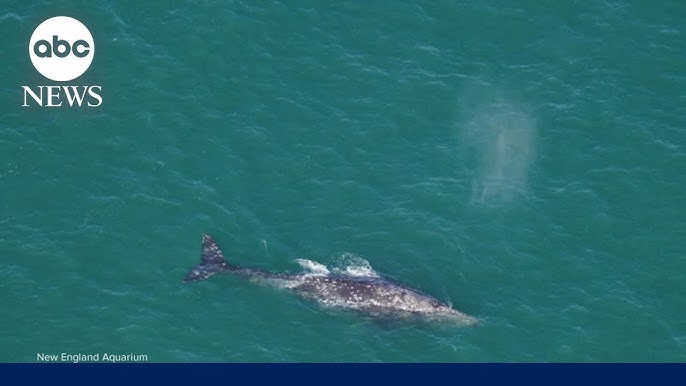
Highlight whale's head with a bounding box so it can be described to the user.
[435,306,480,326]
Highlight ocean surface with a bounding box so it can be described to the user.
[1,1,685,362]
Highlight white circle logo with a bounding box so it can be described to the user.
[28,16,95,82]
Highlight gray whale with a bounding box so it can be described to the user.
[184,234,478,325]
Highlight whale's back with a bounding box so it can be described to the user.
[291,275,445,315]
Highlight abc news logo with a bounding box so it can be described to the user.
[22,16,102,107]
[33,35,91,58]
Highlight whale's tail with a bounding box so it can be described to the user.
[183,234,236,282]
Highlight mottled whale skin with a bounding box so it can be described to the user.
[184,234,477,325]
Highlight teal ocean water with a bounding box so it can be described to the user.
[1,1,685,362]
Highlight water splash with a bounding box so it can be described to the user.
[331,252,380,278]
[460,96,536,204]
[295,259,330,276]
[295,254,380,278]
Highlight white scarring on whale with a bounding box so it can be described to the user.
[184,234,478,326]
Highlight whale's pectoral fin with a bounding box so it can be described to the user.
[183,234,234,282]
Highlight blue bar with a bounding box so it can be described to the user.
[1,363,682,385]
